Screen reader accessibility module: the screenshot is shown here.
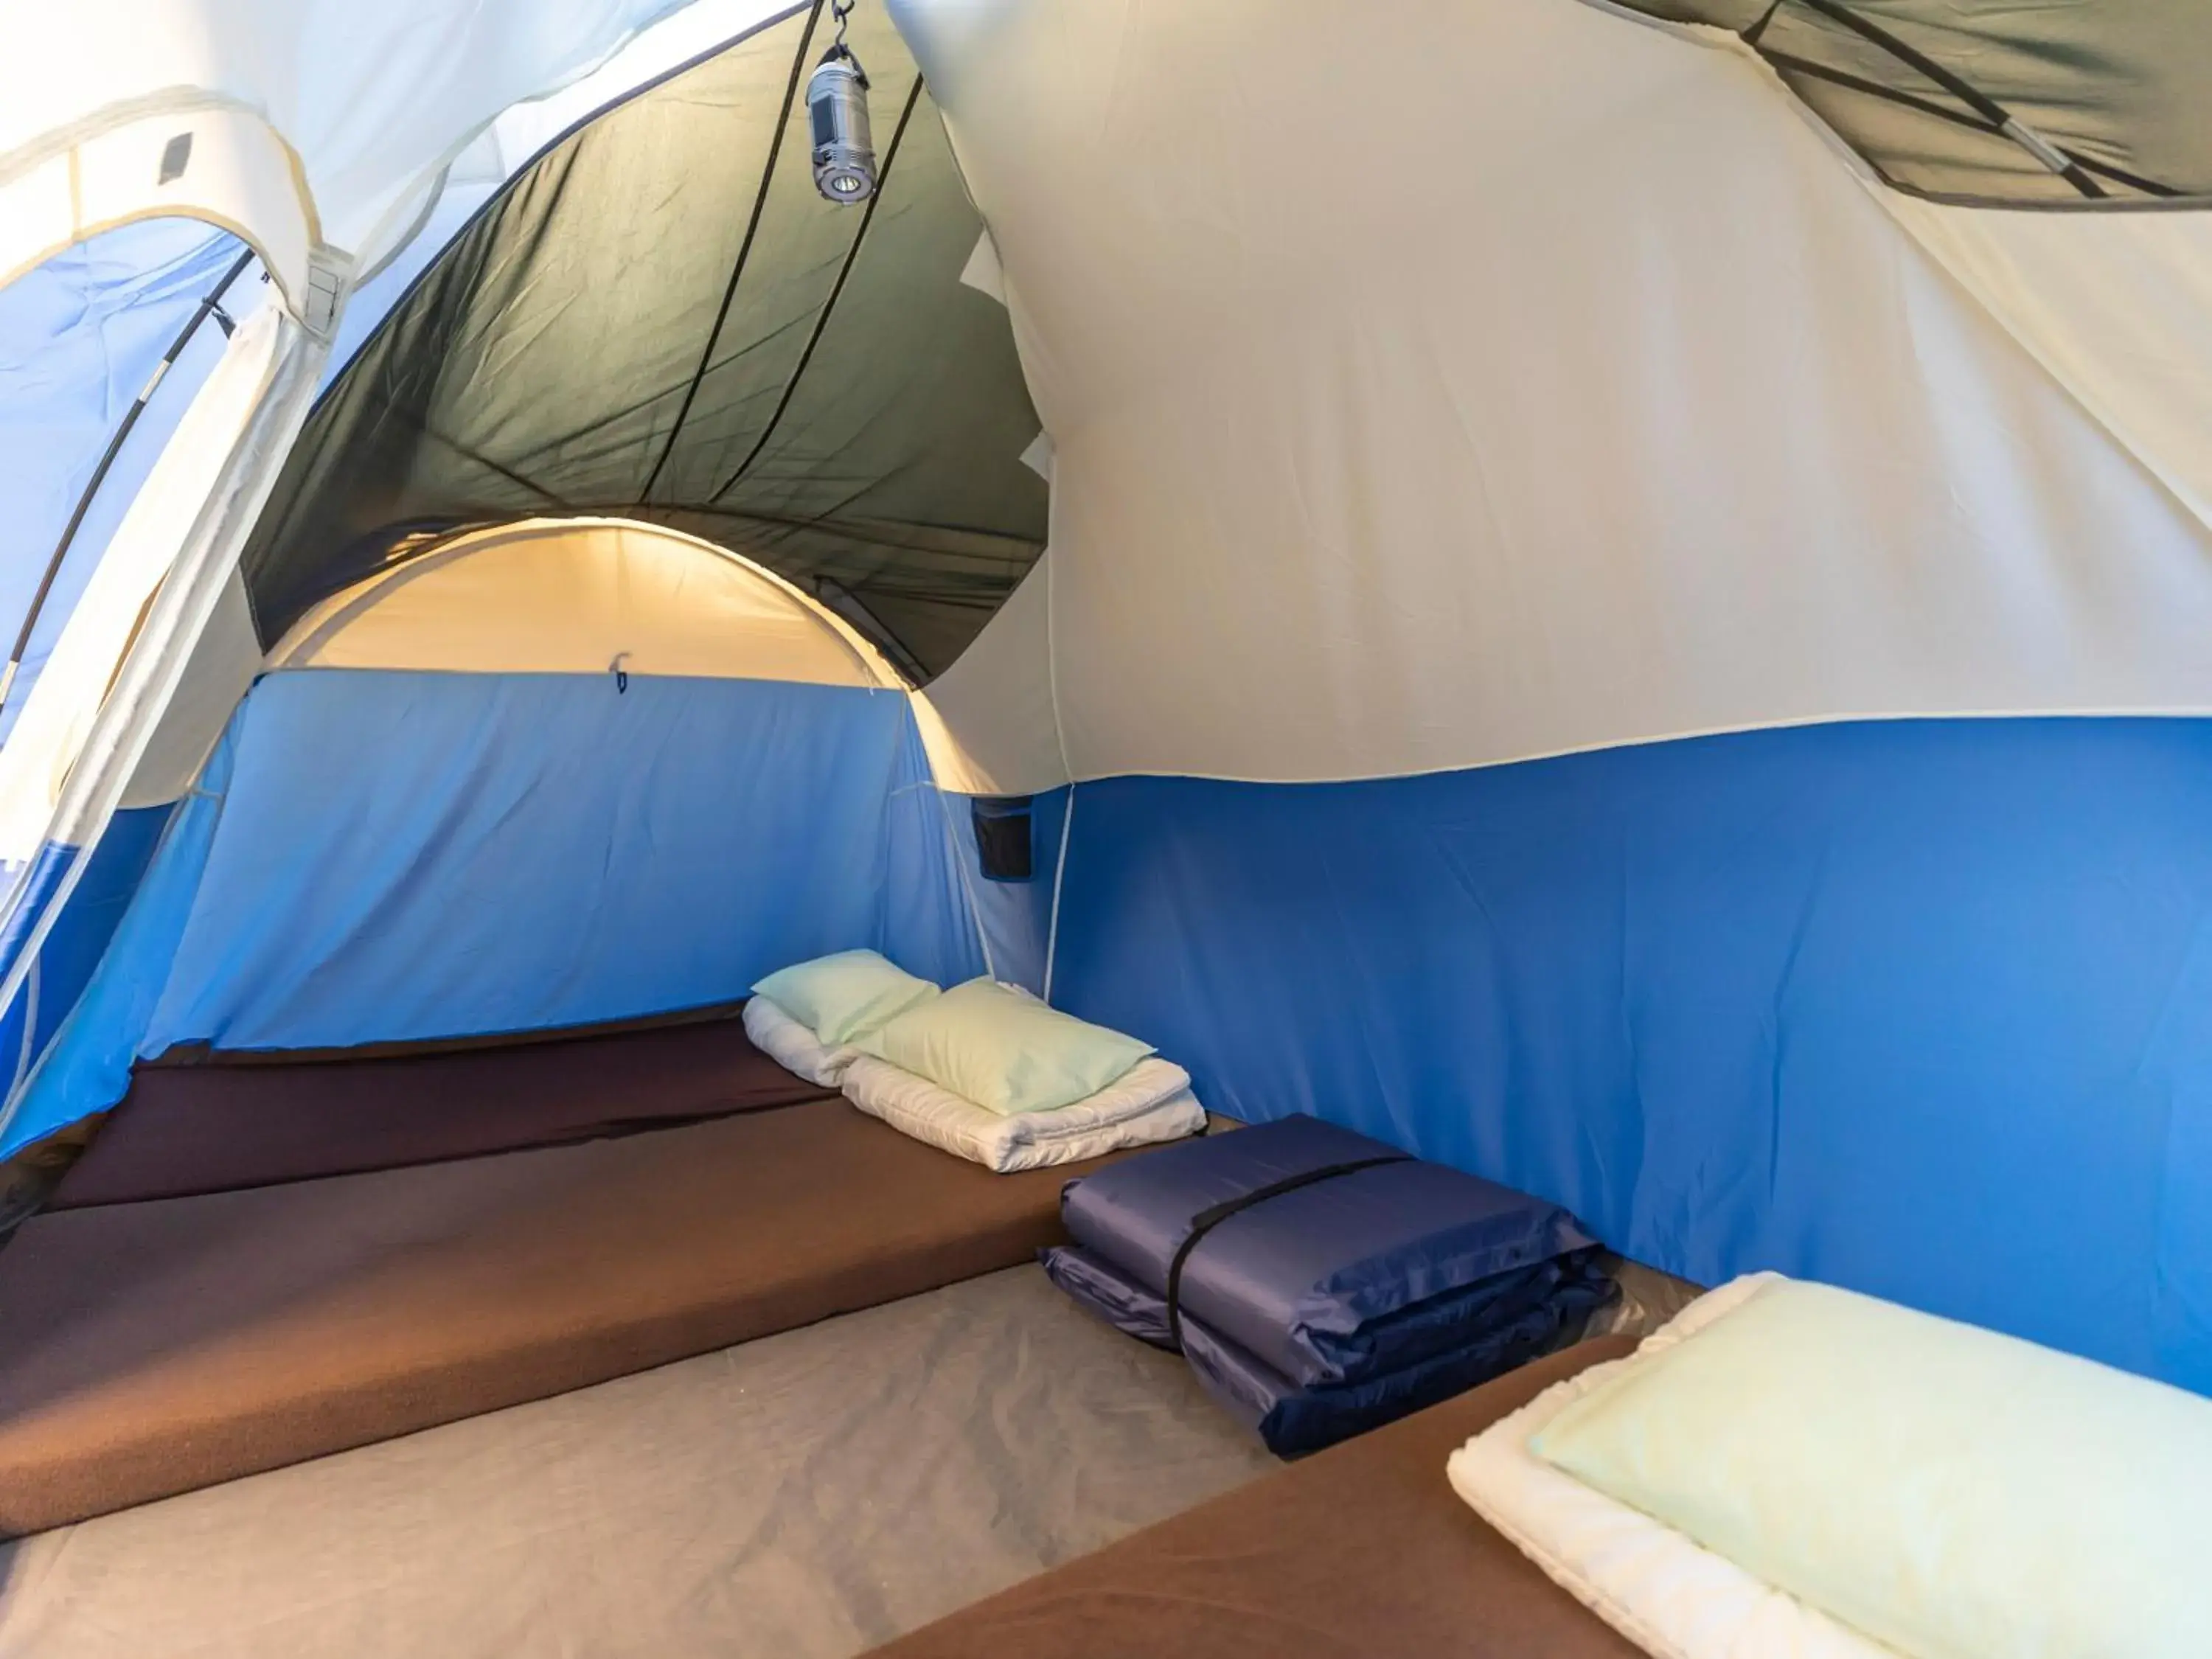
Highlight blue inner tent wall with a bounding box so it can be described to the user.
[1047,716,2212,1395]
[5,669,985,1153]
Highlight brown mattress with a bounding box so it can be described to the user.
[0,1101,1105,1537]
[868,1334,1645,1659]
[49,1003,831,1208]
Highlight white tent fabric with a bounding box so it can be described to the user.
[893,0,2212,790]
[270,519,903,687]
[0,104,309,314]
[911,563,1062,796]
[0,0,736,303]
[119,569,262,813]
[1882,198,2212,536]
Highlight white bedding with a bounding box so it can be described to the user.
[1444,1276,1894,1659]
[742,995,859,1088]
[840,1053,1206,1172]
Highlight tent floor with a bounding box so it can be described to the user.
[0,1103,1125,1537]
[0,1266,1281,1659]
[871,1332,1644,1659]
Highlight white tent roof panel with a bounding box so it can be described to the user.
[0,0,737,296]
[895,0,2212,787]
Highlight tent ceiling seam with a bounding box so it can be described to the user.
[1760,50,2179,200]
[636,0,824,504]
[417,423,573,509]
[1753,0,2168,201]
[707,74,926,505]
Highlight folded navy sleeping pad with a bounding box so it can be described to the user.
[1040,1114,1613,1453]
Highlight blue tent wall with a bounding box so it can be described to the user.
[0,805,173,1105]
[1047,716,2212,1394]
[4,668,984,1152]
[2,737,240,1154]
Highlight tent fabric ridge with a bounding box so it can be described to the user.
[638,0,826,504]
[1049,706,2212,793]
[1774,0,2113,199]
[0,88,282,192]
[284,3,817,444]
[1755,49,2183,201]
[1583,0,2212,209]
[707,72,929,506]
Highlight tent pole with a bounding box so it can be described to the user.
[0,247,257,726]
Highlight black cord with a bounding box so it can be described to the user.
[1762,49,2178,198]
[1162,1154,1411,1352]
[0,246,257,721]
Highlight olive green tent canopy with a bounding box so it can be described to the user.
[242,1,1045,682]
[1618,0,2208,204]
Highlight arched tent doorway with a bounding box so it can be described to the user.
[8,515,992,1166]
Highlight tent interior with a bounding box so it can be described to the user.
[3,0,2212,1653]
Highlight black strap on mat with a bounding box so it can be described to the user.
[1163,1153,1411,1352]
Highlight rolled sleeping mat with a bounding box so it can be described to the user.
[1042,1114,1615,1453]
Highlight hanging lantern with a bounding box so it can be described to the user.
[807,2,874,204]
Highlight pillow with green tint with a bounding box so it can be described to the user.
[1529,1276,2212,1659]
[857,978,1153,1116]
[750,950,938,1046]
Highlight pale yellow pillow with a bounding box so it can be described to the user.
[1531,1277,2212,1659]
[750,950,936,1046]
[857,978,1153,1115]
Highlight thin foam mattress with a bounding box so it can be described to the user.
[0,1100,1113,1537]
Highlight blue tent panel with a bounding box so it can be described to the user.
[1048,716,2212,1395]
[7,669,985,1153]
[1,751,235,1156]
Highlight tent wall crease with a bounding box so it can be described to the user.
[1599,0,2212,205]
